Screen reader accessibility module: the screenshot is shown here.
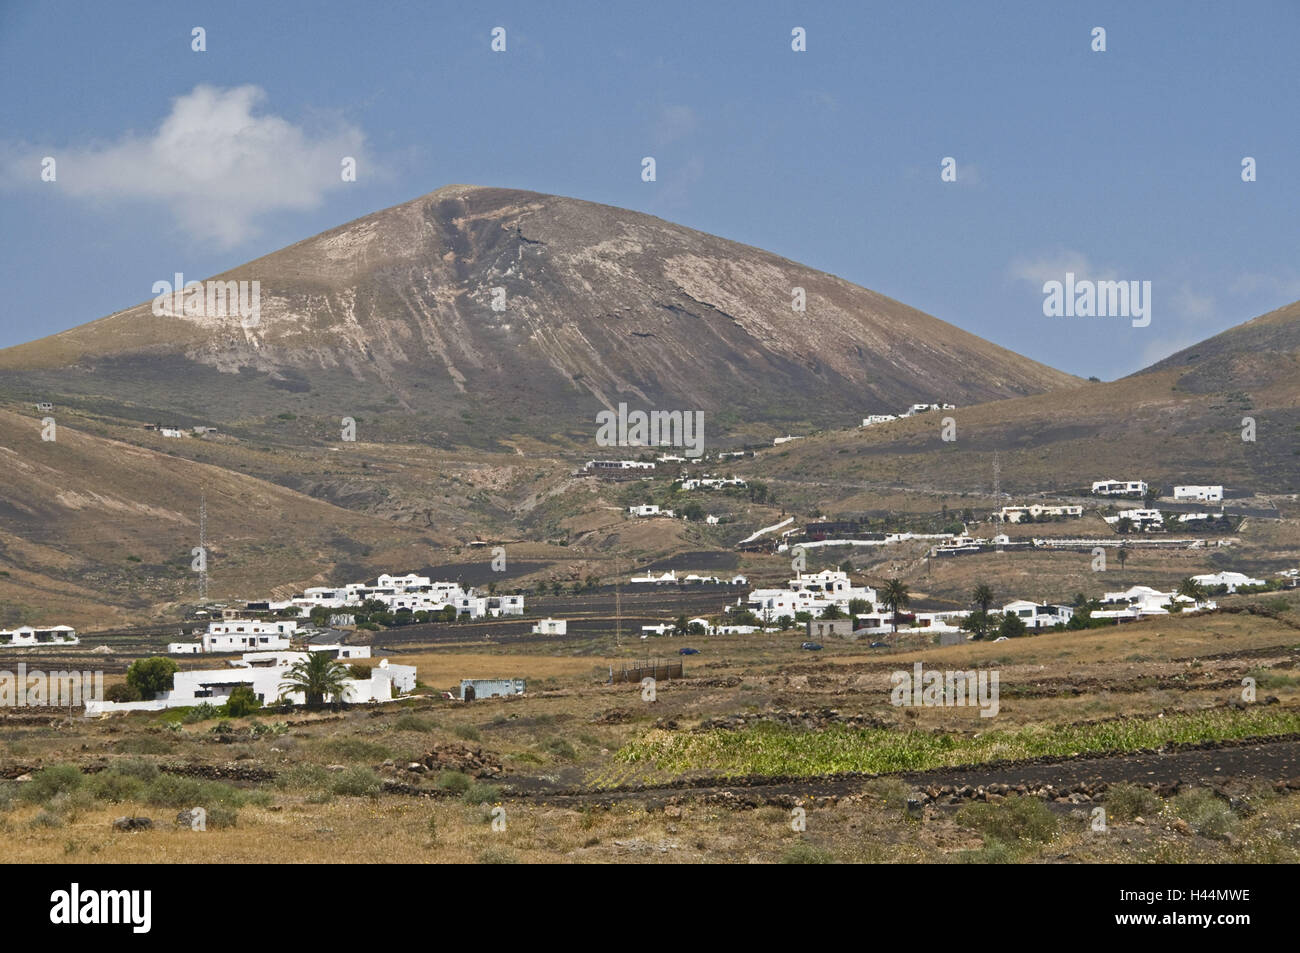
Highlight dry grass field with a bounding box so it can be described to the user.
[4,590,1300,864]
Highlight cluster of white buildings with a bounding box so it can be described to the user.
[629,569,748,586]
[169,619,299,655]
[1091,585,1216,621]
[997,503,1083,523]
[745,569,878,619]
[0,625,78,647]
[86,651,413,716]
[235,572,524,621]
[1105,508,1164,529]
[584,459,655,472]
[679,475,747,491]
[861,403,955,427]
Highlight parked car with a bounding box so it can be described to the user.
[869,641,888,648]
[679,647,700,655]
[993,636,1008,642]
[800,641,823,651]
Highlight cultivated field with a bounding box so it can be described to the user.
[5,589,1300,864]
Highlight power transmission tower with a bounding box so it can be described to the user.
[992,452,1001,503]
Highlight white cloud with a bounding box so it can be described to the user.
[9,84,367,248]
[1008,250,1118,287]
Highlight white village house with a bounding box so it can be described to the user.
[1174,485,1224,502]
[267,572,525,621]
[1105,508,1164,529]
[531,618,567,635]
[0,625,78,647]
[1092,479,1148,497]
[169,619,298,655]
[85,654,416,715]
[1091,585,1216,622]
[998,503,1083,523]
[1001,600,1074,630]
[629,504,674,518]
[746,569,877,619]
[1190,571,1265,592]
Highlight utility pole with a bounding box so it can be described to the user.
[198,490,209,603]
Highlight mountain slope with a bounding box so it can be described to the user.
[0,408,449,628]
[0,185,1079,441]
[1140,299,1300,394]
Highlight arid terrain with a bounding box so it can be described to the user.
[3,585,1300,864]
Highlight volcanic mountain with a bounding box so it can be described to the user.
[0,185,1079,445]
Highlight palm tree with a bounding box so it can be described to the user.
[1176,577,1207,604]
[970,582,995,641]
[1116,544,1129,570]
[881,578,911,638]
[279,651,352,709]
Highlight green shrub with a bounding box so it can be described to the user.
[453,724,481,742]
[205,804,239,829]
[118,736,170,755]
[275,763,329,791]
[223,686,262,718]
[437,771,472,794]
[145,774,244,809]
[104,683,142,703]
[462,782,500,805]
[182,703,221,724]
[542,737,578,761]
[1104,783,1160,821]
[393,714,434,732]
[19,764,83,804]
[29,810,62,829]
[477,847,518,864]
[954,840,1020,864]
[956,797,1058,845]
[781,842,834,864]
[85,772,146,803]
[330,767,382,798]
[1172,788,1238,840]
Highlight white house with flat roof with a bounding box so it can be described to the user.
[1174,485,1223,502]
[1002,600,1074,629]
[85,654,415,715]
[1092,479,1148,497]
[531,618,567,635]
[0,625,78,647]
[1190,571,1264,592]
[999,503,1083,523]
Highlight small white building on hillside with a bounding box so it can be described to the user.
[0,625,78,647]
[1002,601,1074,629]
[1092,479,1148,497]
[1174,485,1224,502]
[531,618,567,635]
[1190,571,1265,592]
[999,504,1083,523]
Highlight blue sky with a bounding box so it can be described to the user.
[2,0,1297,379]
